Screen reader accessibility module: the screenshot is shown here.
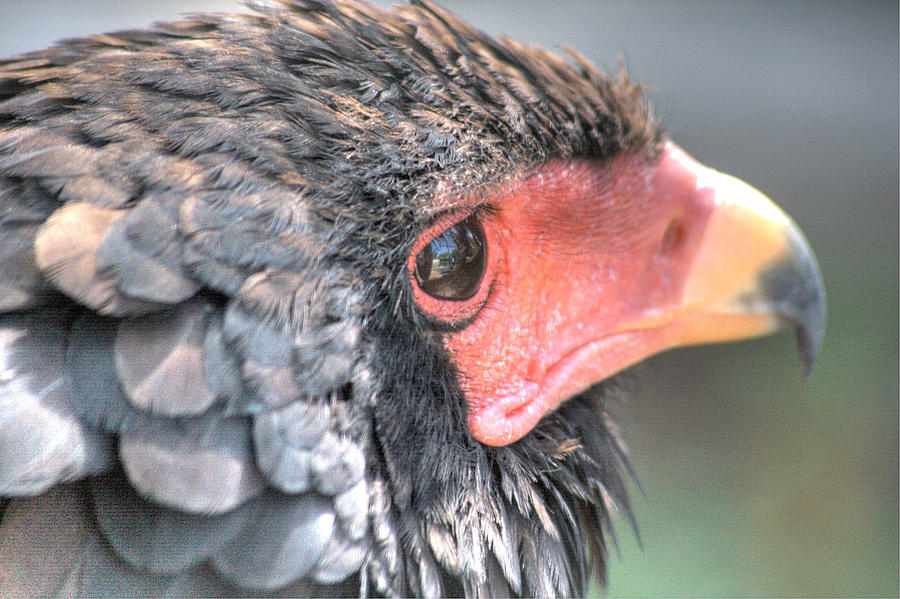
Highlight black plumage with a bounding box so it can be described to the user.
[0,1,824,597]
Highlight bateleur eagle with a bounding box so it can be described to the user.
[0,1,825,597]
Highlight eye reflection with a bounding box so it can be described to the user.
[414,214,486,301]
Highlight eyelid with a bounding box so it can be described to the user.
[408,204,498,328]
[410,207,480,258]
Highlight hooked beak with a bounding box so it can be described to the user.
[657,143,825,374]
[461,141,826,446]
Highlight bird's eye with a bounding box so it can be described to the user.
[414,214,487,301]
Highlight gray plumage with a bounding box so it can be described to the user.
[0,0,654,595]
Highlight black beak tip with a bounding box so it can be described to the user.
[797,295,826,378]
[793,241,826,378]
[761,228,827,378]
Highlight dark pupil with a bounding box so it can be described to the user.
[414,215,487,301]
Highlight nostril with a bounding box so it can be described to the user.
[659,219,686,256]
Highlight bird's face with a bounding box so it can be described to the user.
[406,142,824,446]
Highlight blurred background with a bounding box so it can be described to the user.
[1,1,896,596]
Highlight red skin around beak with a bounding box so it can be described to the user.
[443,142,823,446]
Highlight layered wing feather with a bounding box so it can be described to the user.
[0,9,373,595]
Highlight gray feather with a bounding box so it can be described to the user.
[252,400,331,494]
[312,526,369,585]
[367,479,405,596]
[114,300,217,416]
[35,202,163,316]
[0,312,113,495]
[118,416,265,514]
[91,473,255,574]
[235,270,360,399]
[95,197,200,304]
[405,530,444,599]
[0,177,56,311]
[0,144,97,180]
[65,311,160,434]
[0,483,259,598]
[223,296,299,410]
[466,555,513,599]
[334,479,369,540]
[310,432,365,495]
[203,311,257,414]
[211,493,336,591]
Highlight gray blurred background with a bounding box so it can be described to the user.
[1,1,896,596]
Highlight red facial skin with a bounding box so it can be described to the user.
[411,140,806,446]
[409,143,720,446]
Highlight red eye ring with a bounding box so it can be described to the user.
[408,209,497,324]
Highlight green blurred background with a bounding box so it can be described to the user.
[1,1,896,596]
